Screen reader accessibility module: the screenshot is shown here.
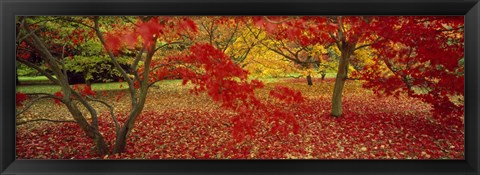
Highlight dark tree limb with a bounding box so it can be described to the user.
[85,96,120,134]
[94,17,138,107]
[16,119,76,126]
[16,94,65,116]
[16,58,60,85]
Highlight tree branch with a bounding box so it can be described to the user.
[221,22,239,53]
[57,16,96,30]
[16,94,65,116]
[154,41,183,52]
[148,75,177,88]
[93,17,137,107]
[69,89,99,129]
[16,58,60,85]
[16,119,76,126]
[263,16,291,24]
[85,96,120,134]
[21,20,69,85]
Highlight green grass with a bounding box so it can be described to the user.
[323,73,337,79]
[17,79,191,94]
[16,74,339,94]
[18,76,56,82]
[17,82,129,94]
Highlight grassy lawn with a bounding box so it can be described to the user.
[16,75,339,94]
[18,76,56,82]
[17,82,129,94]
[284,73,337,78]
[17,79,195,94]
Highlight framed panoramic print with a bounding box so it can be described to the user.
[1,0,479,175]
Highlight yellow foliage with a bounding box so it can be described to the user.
[228,28,303,78]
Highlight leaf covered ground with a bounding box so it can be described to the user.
[16,78,464,159]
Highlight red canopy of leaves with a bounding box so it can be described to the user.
[153,43,305,141]
[103,17,198,53]
[255,16,464,125]
[363,16,464,121]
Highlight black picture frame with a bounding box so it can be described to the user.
[1,0,479,175]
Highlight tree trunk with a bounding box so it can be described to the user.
[321,73,326,80]
[331,44,354,117]
[65,101,109,155]
[112,106,143,154]
[112,86,149,154]
[91,130,109,155]
[86,80,92,86]
[83,70,92,86]
[113,126,128,153]
[306,74,313,86]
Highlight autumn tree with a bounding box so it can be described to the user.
[356,16,464,125]
[253,16,464,119]
[15,16,204,154]
[196,16,257,67]
[16,16,305,155]
[253,16,374,116]
[244,20,333,85]
[16,16,111,154]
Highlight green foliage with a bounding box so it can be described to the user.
[16,63,41,76]
[64,33,131,83]
[64,55,129,83]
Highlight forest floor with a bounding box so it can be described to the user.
[15,78,464,159]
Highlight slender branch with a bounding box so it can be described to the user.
[208,19,215,45]
[122,16,140,27]
[245,24,262,39]
[16,58,60,85]
[354,43,372,51]
[222,22,239,53]
[354,38,384,51]
[93,17,137,107]
[17,28,42,44]
[69,89,99,128]
[259,41,299,64]
[16,119,76,126]
[346,77,360,80]
[22,20,69,85]
[278,40,299,58]
[154,41,183,52]
[263,16,291,24]
[16,94,65,116]
[85,96,120,134]
[199,21,212,44]
[150,62,175,72]
[131,45,146,83]
[57,17,96,30]
[60,42,68,77]
[148,75,177,88]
